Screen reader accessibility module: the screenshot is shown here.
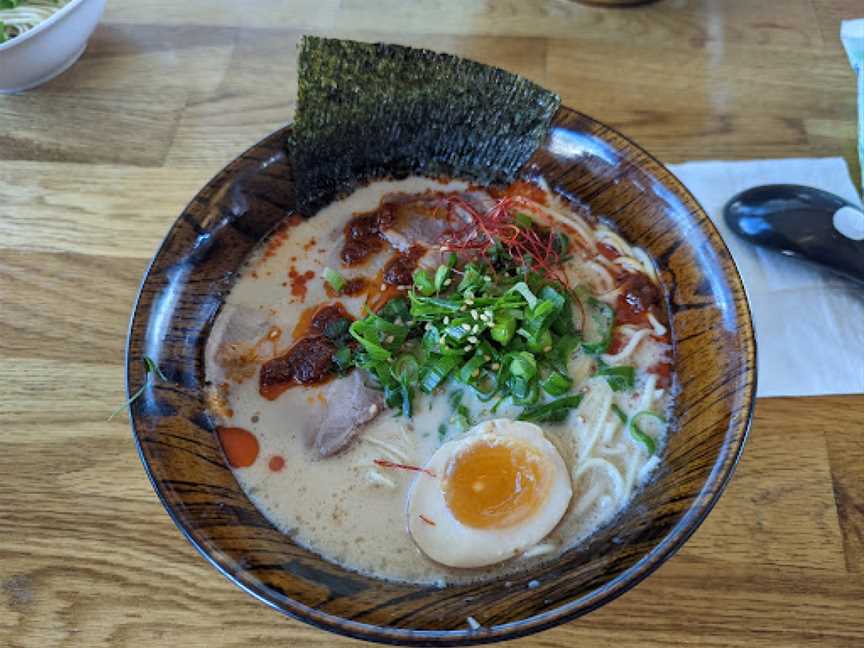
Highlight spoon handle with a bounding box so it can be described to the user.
[723,184,864,285]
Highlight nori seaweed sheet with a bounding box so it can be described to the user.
[292,36,561,215]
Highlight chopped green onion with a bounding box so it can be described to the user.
[611,405,661,454]
[541,371,572,396]
[469,370,499,401]
[487,240,511,267]
[508,351,537,380]
[449,390,464,408]
[349,315,407,361]
[378,297,410,322]
[458,351,488,384]
[506,281,537,310]
[433,264,450,292]
[394,354,419,382]
[630,411,664,454]
[551,297,577,336]
[107,356,166,421]
[448,391,472,430]
[552,231,570,257]
[421,325,441,351]
[322,267,346,292]
[597,365,635,391]
[490,312,516,346]
[457,263,485,294]
[332,346,353,372]
[526,329,553,354]
[538,285,566,311]
[549,334,581,373]
[515,212,534,229]
[453,406,471,432]
[519,291,563,349]
[581,297,615,354]
[445,321,472,343]
[400,382,413,418]
[518,394,583,423]
[349,331,390,362]
[438,423,448,442]
[419,355,460,393]
[383,383,402,408]
[323,317,350,340]
[409,291,462,317]
[509,377,539,405]
[413,269,435,296]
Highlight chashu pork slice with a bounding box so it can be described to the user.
[378,197,475,252]
[304,370,384,457]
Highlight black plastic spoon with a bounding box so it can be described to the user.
[723,184,864,285]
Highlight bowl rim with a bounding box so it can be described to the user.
[126,108,756,645]
[0,0,87,53]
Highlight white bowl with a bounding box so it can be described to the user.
[0,0,106,94]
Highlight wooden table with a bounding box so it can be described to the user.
[2,1,862,646]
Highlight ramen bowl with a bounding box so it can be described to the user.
[127,106,755,645]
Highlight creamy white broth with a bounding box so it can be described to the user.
[205,177,672,585]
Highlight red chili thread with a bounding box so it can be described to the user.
[437,194,577,287]
[419,514,437,526]
[374,459,436,478]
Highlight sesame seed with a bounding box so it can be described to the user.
[483,276,492,282]
[467,336,479,344]
[444,278,452,286]
[462,323,472,332]
[543,346,552,353]
[406,320,414,326]
[385,335,395,344]
[380,283,386,291]
[472,369,480,378]
[465,298,474,305]
[464,345,474,352]
[484,355,491,361]
[471,310,479,320]
[397,285,408,291]
[425,323,433,331]
[471,324,480,334]
[443,316,450,325]
[491,362,500,370]
[459,305,467,311]
[484,309,493,318]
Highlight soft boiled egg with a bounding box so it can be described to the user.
[407,418,572,568]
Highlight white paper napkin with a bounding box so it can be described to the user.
[668,157,864,397]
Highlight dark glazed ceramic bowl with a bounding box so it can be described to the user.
[127,107,755,645]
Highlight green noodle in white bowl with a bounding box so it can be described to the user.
[0,0,105,93]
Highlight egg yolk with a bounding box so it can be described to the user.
[443,439,551,530]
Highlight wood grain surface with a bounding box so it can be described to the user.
[0,1,862,647]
